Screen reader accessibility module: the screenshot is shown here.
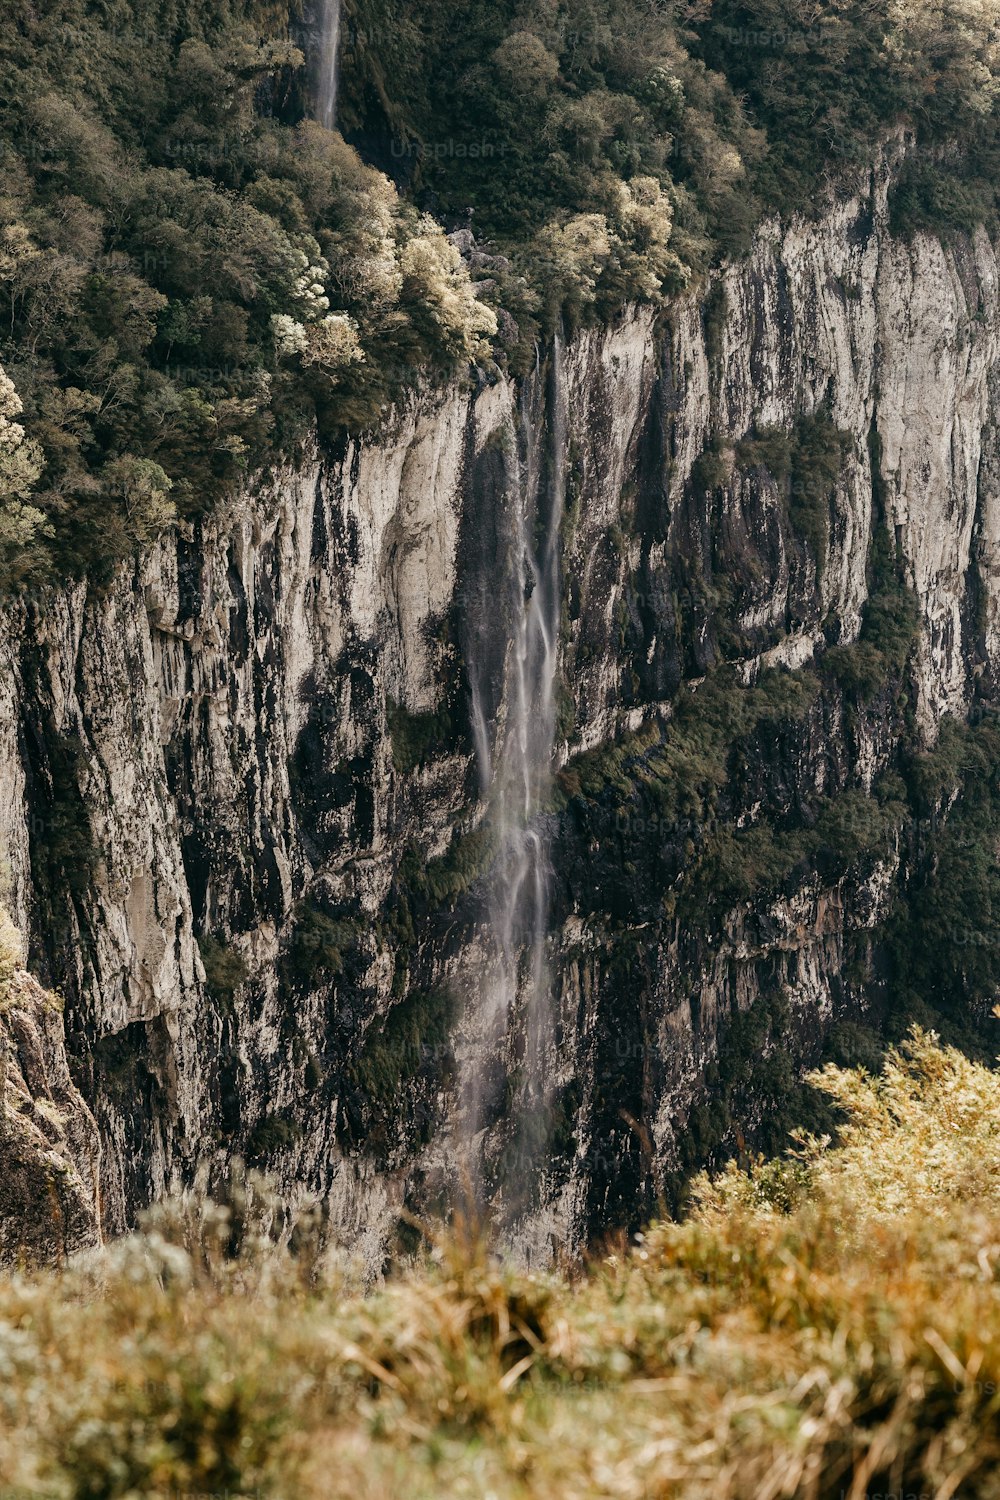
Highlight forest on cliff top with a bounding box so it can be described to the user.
[1,0,1000,596]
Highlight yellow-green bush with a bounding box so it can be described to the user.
[3,1030,1000,1496]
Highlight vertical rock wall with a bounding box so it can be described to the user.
[1,157,1000,1258]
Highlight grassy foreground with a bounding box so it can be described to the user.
[3,1030,1000,1498]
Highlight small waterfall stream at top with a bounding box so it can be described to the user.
[464,332,568,1225]
[314,0,343,130]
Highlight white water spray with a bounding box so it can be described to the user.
[315,0,343,130]
[465,333,568,1199]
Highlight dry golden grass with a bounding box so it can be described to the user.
[3,1028,1000,1498]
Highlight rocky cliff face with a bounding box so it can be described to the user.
[2,152,1000,1260]
[0,910,101,1263]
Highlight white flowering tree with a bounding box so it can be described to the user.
[270,230,366,374]
[326,171,403,312]
[101,456,176,545]
[0,363,49,590]
[399,217,498,361]
[611,177,688,299]
[531,212,612,320]
[271,310,364,370]
[0,365,43,501]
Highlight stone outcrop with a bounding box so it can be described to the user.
[0,910,102,1263]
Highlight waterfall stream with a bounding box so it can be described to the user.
[465,334,568,1209]
[315,0,343,130]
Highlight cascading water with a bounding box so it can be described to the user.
[314,0,343,130]
[465,333,568,1216]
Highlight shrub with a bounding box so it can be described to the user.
[406,824,497,907]
[731,414,851,579]
[351,986,456,1107]
[814,786,906,871]
[689,443,730,493]
[890,155,996,238]
[246,1112,302,1160]
[702,281,728,366]
[861,573,921,670]
[886,717,1000,1028]
[560,667,816,824]
[824,524,919,701]
[735,426,792,483]
[28,728,100,906]
[197,935,249,1012]
[684,821,812,913]
[681,769,904,923]
[387,697,462,774]
[787,412,852,576]
[6,1032,1000,1497]
[288,902,360,982]
[824,639,887,702]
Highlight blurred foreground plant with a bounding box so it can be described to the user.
[3,1029,1000,1497]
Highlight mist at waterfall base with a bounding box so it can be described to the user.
[462,337,568,1233]
[314,0,342,130]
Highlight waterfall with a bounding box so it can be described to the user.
[315,0,343,130]
[465,333,568,1210]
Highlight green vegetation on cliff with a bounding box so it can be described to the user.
[887,712,1000,1041]
[3,0,1000,596]
[4,1031,1000,1496]
[0,0,496,593]
[695,0,1000,232]
[344,0,1000,269]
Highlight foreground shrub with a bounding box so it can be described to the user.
[3,1030,1000,1496]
